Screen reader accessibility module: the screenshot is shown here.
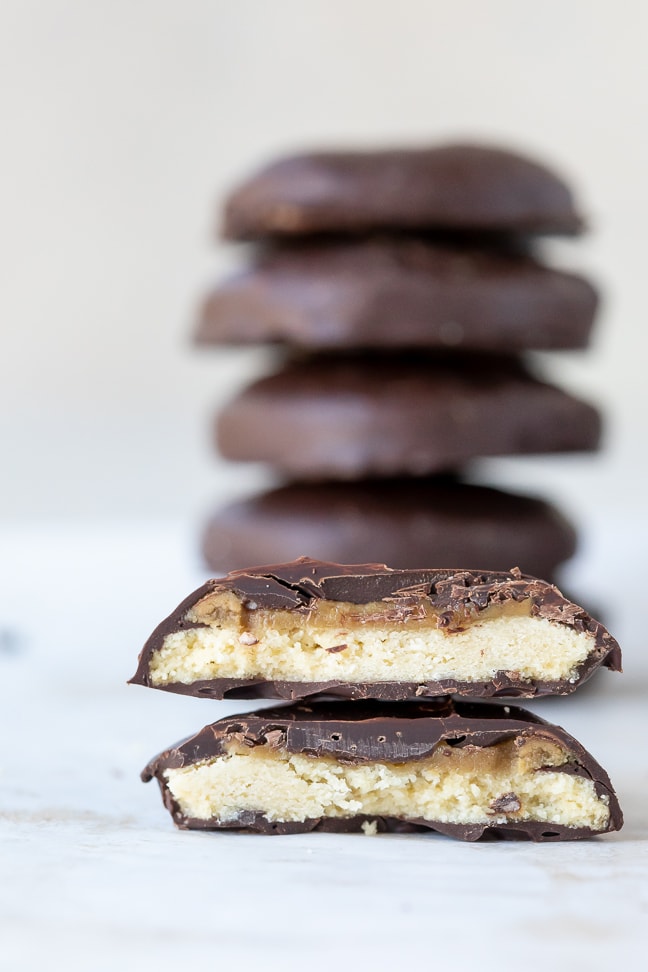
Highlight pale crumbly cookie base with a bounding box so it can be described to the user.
[164,737,609,831]
[149,599,594,687]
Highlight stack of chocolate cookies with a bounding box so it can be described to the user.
[196,143,601,579]
[134,156,621,838]
[131,559,623,840]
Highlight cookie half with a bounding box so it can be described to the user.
[223,144,583,239]
[216,354,601,479]
[201,478,577,579]
[129,560,621,700]
[197,239,597,351]
[141,699,622,840]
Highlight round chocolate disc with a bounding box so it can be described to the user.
[216,353,601,479]
[223,144,583,240]
[197,238,597,351]
[202,478,577,579]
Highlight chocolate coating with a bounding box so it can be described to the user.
[216,354,601,479]
[142,699,622,840]
[197,239,597,351]
[201,478,577,579]
[222,144,583,239]
[129,560,621,699]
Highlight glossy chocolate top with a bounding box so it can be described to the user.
[141,697,602,767]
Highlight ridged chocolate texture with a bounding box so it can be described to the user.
[222,144,583,239]
[201,478,577,579]
[216,354,601,479]
[129,560,621,700]
[141,699,623,841]
[197,239,597,351]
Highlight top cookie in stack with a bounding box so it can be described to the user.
[220,144,583,240]
[197,143,600,577]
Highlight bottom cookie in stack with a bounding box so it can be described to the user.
[141,699,622,841]
[201,478,577,579]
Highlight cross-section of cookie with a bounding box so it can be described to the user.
[129,559,621,700]
[141,699,622,840]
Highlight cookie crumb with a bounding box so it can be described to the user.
[361,820,379,836]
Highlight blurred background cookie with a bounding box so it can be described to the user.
[223,144,584,239]
[216,353,601,479]
[201,477,577,578]
[197,238,597,351]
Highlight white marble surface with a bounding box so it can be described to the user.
[1,522,647,971]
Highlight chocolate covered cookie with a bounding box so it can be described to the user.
[129,560,621,701]
[197,239,597,351]
[141,698,622,840]
[216,354,601,479]
[201,478,577,578]
[223,144,583,240]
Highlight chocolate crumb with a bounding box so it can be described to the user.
[489,792,522,814]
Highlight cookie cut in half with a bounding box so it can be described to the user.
[129,559,621,701]
[141,699,622,841]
